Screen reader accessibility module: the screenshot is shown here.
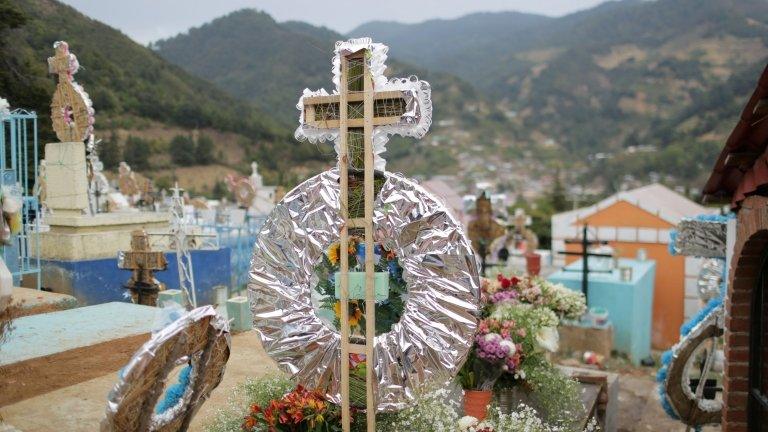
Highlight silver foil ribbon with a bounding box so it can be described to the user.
[248,169,480,411]
[101,305,231,431]
[697,258,725,302]
[672,218,727,258]
[661,304,724,422]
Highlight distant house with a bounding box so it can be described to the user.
[551,184,712,349]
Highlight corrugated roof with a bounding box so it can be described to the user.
[552,183,711,228]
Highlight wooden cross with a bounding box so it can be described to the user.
[119,229,167,306]
[297,39,432,432]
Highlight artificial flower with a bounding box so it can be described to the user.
[535,326,560,352]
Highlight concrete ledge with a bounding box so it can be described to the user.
[46,212,169,230]
[35,213,169,260]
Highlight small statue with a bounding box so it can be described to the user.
[118,161,139,204]
[118,230,167,306]
[225,173,256,209]
[467,192,506,275]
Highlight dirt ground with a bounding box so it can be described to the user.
[0,331,720,432]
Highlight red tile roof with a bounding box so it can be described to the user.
[703,63,768,209]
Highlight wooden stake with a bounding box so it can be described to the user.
[363,50,376,432]
[339,53,351,432]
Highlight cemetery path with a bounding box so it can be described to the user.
[616,373,721,431]
[0,331,277,432]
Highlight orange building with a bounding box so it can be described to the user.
[551,184,712,349]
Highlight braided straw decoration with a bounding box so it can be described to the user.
[101,306,231,432]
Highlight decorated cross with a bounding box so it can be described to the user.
[296,38,432,170]
[47,41,94,143]
[295,38,432,432]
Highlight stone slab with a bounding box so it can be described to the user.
[0,302,156,366]
[44,142,89,214]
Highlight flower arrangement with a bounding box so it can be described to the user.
[482,275,586,320]
[459,274,587,425]
[206,376,596,432]
[314,237,406,336]
[242,385,342,432]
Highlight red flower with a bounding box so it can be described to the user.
[510,276,520,286]
[500,277,511,289]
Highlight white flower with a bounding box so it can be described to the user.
[0,98,8,116]
[535,326,560,352]
[500,339,517,356]
[458,416,478,431]
[484,333,501,343]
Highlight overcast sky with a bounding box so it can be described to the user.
[59,0,607,44]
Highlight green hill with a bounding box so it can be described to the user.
[153,9,500,176]
[0,0,327,187]
[352,0,768,188]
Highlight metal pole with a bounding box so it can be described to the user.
[582,225,589,303]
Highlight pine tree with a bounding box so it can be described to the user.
[99,130,122,170]
[169,134,196,166]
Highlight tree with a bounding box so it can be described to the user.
[169,134,196,166]
[211,180,229,199]
[195,134,214,165]
[549,168,568,213]
[99,130,122,170]
[123,135,151,171]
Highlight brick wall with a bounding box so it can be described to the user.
[724,195,768,431]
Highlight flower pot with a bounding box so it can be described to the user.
[463,390,493,421]
[525,252,541,276]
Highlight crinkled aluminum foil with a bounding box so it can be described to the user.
[697,258,725,302]
[661,304,724,422]
[248,169,480,411]
[672,218,727,258]
[101,305,231,431]
[294,38,433,171]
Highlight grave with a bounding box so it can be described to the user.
[34,42,231,305]
[0,302,156,406]
[548,257,655,364]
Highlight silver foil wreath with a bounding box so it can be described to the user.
[248,169,480,411]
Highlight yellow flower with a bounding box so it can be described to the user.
[327,242,340,265]
[334,300,363,329]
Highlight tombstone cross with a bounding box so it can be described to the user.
[47,41,94,142]
[295,38,432,432]
[170,184,197,308]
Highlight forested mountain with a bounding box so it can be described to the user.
[352,0,768,188]
[153,9,489,127]
[4,0,767,193]
[0,0,326,187]
[154,9,499,176]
